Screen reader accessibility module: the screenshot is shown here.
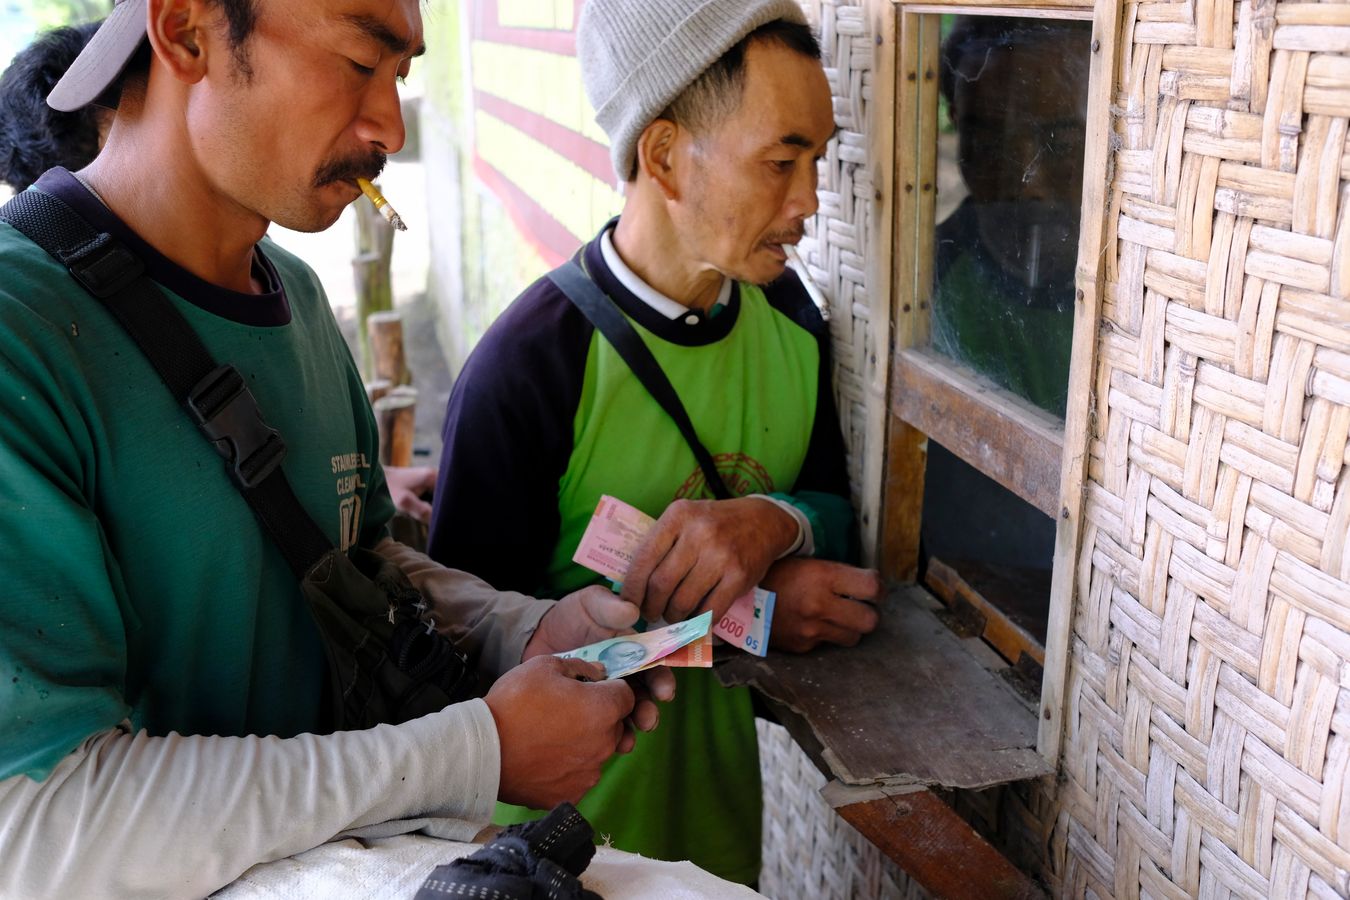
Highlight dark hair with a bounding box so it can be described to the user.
[632,18,822,180]
[214,0,260,53]
[212,0,260,78]
[116,0,259,94]
[0,22,104,191]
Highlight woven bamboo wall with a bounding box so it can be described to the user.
[796,0,888,565]
[770,1,1065,896]
[757,721,926,899]
[757,3,921,895]
[1059,0,1350,896]
[791,0,1350,897]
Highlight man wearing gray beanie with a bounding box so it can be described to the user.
[429,0,882,884]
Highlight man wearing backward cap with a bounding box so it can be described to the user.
[0,1,679,895]
[430,0,883,883]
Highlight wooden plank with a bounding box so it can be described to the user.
[926,557,1048,668]
[913,13,940,351]
[880,10,936,583]
[373,387,418,468]
[891,10,930,353]
[905,4,1093,20]
[858,0,899,569]
[899,0,1090,9]
[880,415,927,583]
[837,792,1048,900]
[716,585,1051,789]
[367,310,409,385]
[891,347,1067,517]
[1038,0,1126,761]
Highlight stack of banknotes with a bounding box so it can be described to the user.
[556,611,714,679]
[563,495,776,675]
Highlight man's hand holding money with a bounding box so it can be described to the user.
[517,585,676,761]
[485,655,635,808]
[619,496,799,623]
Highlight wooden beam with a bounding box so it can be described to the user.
[880,415,927,583]
[926,557,1047,668]
[904,4,1094,19]
[367,310,409,386]
[891,347,1066,517]
[857,0,899,568]
[837,791,1047,900]
[1037,0,1126,762]
[899,0,1089,9]
[374,386,418,468]
[880,10,940,582]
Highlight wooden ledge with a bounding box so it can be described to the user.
[718,584,1052,899]
[718,585,1050,789]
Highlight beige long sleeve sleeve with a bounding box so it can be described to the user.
[0,701,500,899]
[372,537,554,680]
[0,540,554,898]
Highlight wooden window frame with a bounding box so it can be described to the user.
[878,0,1121,766]
[708,5,1122,894]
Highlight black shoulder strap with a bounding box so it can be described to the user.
[0,188,333,577]
[547,259,732,500]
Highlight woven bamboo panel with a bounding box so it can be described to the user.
[754,5,911,892]
[797,0,886,560]
[772,3,1067,895]
[1060,1,1350,896]
[756,720,927,899]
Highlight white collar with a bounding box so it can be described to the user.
[600,227,732,322]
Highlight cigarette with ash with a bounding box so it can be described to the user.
[357,178,407,232]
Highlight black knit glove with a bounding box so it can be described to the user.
[414,803,603,900]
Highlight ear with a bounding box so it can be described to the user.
[145,0,212,85]
[635,119,681,201]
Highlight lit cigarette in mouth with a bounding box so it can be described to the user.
[783,244,828,313]
[356,178,407,232]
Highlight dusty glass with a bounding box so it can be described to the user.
[930,16,1091,418]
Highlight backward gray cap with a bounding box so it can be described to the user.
[47,0,146,112]
[578,0,808,182]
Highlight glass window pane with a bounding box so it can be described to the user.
[930,16,1092,418]
[922,441,1054,646]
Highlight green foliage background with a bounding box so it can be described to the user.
[22,0,109,30]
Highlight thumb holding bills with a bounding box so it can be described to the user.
[522,585,641,661]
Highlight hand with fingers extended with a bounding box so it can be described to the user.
[522,585,642,660]
[762,557,883,653]
[619,496,798,625]
[485,655,636,809]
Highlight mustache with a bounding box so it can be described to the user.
[313,152,388,188]
[763,228,806,246]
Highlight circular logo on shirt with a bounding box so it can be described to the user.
[674,453,775,500]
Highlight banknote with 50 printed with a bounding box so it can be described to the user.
[572,495,776,656]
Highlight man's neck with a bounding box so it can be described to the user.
[611,205,725,314]
[81,124,269,295]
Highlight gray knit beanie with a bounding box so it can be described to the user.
[578,0,809,182]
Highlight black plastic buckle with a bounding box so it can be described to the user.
[59,233,146,299]
[186,365,286,489]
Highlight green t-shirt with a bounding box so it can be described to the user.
[0,178,392,782]
[430,226,857,884]
[492,281,822,884]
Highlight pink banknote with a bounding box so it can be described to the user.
[573,495,775,657]
[572,495,654,583]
